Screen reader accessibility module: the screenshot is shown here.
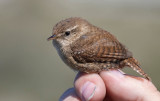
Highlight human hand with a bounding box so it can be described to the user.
[59,70,160,101]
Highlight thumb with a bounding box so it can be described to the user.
[100,70,160,101]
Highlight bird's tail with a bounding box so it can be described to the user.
[121,57,151,81]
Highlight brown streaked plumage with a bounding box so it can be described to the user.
[48,17,151,80]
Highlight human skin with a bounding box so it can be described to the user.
[59,70,160,101]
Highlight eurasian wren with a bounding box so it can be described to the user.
[48,17,150,80]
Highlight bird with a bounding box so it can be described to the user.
[48,17,150,80]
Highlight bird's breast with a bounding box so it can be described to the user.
[52,40,74,67]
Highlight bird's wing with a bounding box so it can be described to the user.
[70,32,132,63]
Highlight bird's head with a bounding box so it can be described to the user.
[48,17,90,46]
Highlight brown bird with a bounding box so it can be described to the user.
[48,17,150,80]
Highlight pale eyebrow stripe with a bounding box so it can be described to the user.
[66,25,78,31]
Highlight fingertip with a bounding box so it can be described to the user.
[59,88,81,101]
[100,70,158,101]
[74,72,106,101]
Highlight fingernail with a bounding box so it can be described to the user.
[117,69,126,75]
[81,81,96,101]
[107,70,125,78]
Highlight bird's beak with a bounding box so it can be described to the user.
[47,34,57,41]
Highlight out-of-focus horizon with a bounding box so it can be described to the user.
[0,0,160,100]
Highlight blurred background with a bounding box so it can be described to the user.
[0,0,160,100]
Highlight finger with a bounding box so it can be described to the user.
[74,72,106,101]
[59,88,81,101]
[100,70,160,101]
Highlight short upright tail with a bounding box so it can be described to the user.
[121,57,151,81]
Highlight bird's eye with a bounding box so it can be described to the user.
[65,31,70,36]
